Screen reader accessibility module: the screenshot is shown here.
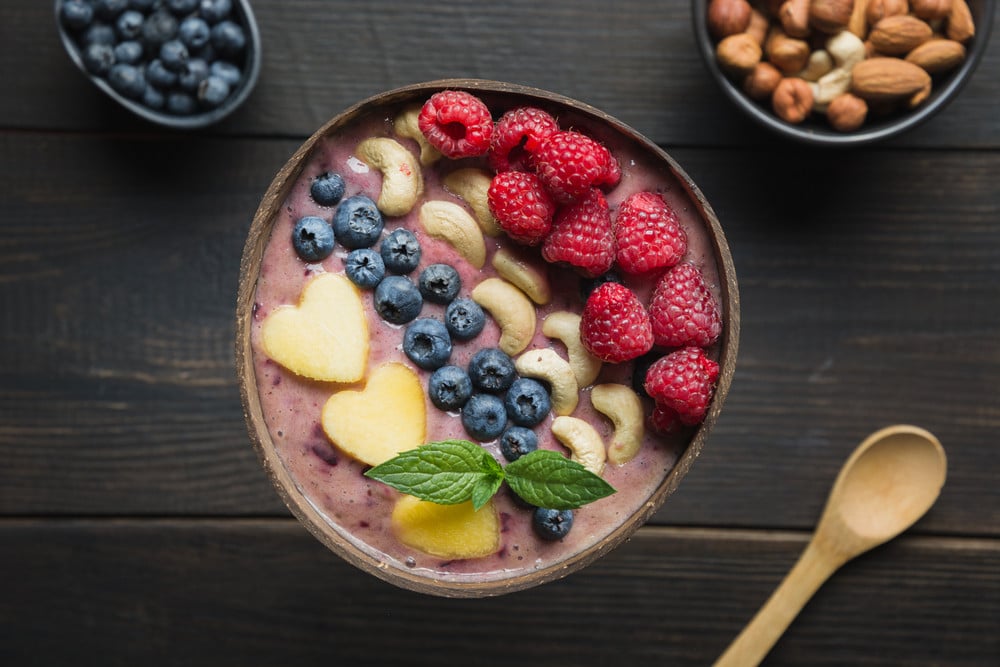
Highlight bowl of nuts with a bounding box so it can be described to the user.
[693,0,994,145]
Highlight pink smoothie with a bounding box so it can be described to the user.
[249,92,723,586]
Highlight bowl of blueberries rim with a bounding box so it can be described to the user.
[56,0,261,129]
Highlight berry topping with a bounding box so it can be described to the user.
[108,63,146,99]
[649,403,681,435]
[417,90,494,159]
[344,248,385,289]
[159,39,189,71]
[418,263,461,304]
[332,195,383,249]
[403,318,453,370]
[580,282,654,363]
[210,20,245,57]
[60,1,95,32]
[498,426,538,462]
[197,75,230,107]
[380,228,422,274]
[199,0,233,24]
[373,275,423,325]
[533,507,573,540]
[648,262,722,348]
[532,130,618,203]
[428,365,473,412]
[113,40,144,65]
[643,347,720,426]
[310,172,346,207]
[177,58,209,92]
[461,393,508,441]
[468,348,517,393]
[613,191,687,275]
[578,270,623,301]
[541,188,615,278]
[444,297,486,341]
[504,378,552,427]
[291,216,335,262]
[178,16,211,50]
[82,42,115,76]
[116,10,145,40]
[487,171,557,246]
[488,106,560,172]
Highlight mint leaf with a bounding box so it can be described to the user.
[365,440,497,506]
[505,450,616,510]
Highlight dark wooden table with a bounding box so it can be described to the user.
[2,1,998,664]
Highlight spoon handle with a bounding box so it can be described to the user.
[713,539,841,667]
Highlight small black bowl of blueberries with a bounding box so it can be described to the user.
[56,0,261,129]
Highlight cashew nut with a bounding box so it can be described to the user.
[798,49,834,81]
[826,30,866,70]
[393,105,442,166]
[810,66,852,112]
[492,247,551,305]
[541,311,602,388]
[418,200,486,269]
[355,137,423,217]
[551,416,605,476]
[471,278,536,356]
[443,168,503,237]
[590,384,645,466]
[515,348,579,416]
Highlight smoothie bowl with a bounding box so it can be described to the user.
[236,80,739,597]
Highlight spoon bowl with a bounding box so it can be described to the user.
[714,425,946,667]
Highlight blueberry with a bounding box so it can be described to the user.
[197,75,230,107]
[373,275,423,325]
[533,508,573,540]
[210,60,242,86]
[142,10,178,49]
[60,0,94,32]
[468,348,516,393]
[129,0,158,10]
[428,365,473,411]
[211,20,245,57]
[310,172,346,207]
[108,63,146,99]
[380,229,421,274]
[166,0,200,14]
[177,58,208,91]
[115,10,144,40]
[504,378,551,427]
[199,0,233,23]
[344,248,385,289]
[142,84,165,109]
[113,40,144,65]
[82,42,116,76]
[146,59,178,87]
[444,298,486,341]
[166,91,197,115]
[159,40,189,71]
[83,22,116,46]
[418,264,461,304]
[93,0,129,21]
[178,16,211,50]
[332,195,383,249]
[498,426,537,462]
[403,318,452,371]
[291,216,335,263]
[461,394,508,442]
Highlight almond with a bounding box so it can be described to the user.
[865,0,908,24]
[946,0,975,43]
[906,39,966,73]
[848,0,870,36]
[851,57,931,100]
[869,15,933,54]
[911,0,952,20]
[810,0,855,32]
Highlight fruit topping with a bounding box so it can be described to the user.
[380,228,422,275]
[468,348,517,394]
[644,346,720,426]
[580,282,654,363]
[291,215,335,263]
[533,130,619,203]
[417,263,461,304]
[403,318,453,371]
[461,393,508,441]
[332,195,384,249]
[613,191,687,275]
[487,171,556,246]
[648,262,722,348]
[541,188,615,278]
[649,403,681,435]
[392,496,500,560]
[374,275,423,325]
[417,90,494,159]
[504,378,552,427]
[533,507,574,540]
[310,171,346,207]
[499,426,538,462]
[344,248,385,289]
[444,297,486,341]
[428,365,473,412]
[488,106,560,172]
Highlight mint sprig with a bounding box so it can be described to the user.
[365,440,615,511]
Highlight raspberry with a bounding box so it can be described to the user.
[417,90,494,159]
[487,171,557,246]
[649,403,681,435]
[579,282,654,363]
[648,262,722,348]
[541,188,615,277]
[533,130,618,203]
[643,347,720,426]
[613,191,687,275]
[488,106,560,172]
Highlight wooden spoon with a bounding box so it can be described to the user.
[714,424,947,667]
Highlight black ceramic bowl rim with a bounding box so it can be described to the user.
[692,0,995,146]
[54,0,262,130]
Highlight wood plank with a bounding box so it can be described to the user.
[1,132,998,536]
[4,0,999,147]
[1,520,997,665]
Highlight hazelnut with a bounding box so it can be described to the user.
[716,33,763,74]
[746,9,770,45]
[779,0,811,37]
[826,93,869,131]
[708,0,753,39]
[743,62,783,100]
[866,0,908,24]
[772,77,815,123]
[766,27,811,73]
